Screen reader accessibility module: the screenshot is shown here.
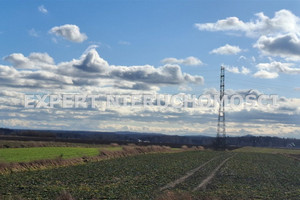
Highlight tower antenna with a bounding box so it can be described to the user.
[216,66,226,149]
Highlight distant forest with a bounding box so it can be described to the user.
[0,128,299,148]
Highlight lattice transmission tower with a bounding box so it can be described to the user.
[216,66,226,148]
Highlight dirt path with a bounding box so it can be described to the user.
[160,156,219,191]
[192,154,235,191]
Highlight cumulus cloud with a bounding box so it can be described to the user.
[23,71,73,85]
[254,61,300,78]
[61,48,204,86]
[1,47,204,91]
[224,65,250,75]
[253,61,300,78]
[161,56,203,66]
[73,49,109,73]
[241,66,251,75]
[49,24,88,43]
[226,66,239,74]
[110,64,204,85]
[195,9,300,37]
[197,9,300,62]
[0,72,299,138]
[254,34,300,60]
[210,44,242,55]
[253,70,279,79]
[4,52,55,70]
[38,5,48,14]
[114,82,156,91]
[0,64,72,89]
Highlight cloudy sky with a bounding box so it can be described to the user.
[0,0,300,138]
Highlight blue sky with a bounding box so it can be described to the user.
[0,0,300,138]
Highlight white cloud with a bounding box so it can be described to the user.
[28,28,39,37]
[72,48,109,73]
[178,85,192,92]
[29,53,55,65]
[195,9,300,38]
[224,65,250,75]
[161,56,203,66]
[0,64,72,89]
[4,52,55,70]
[241,66,251,75]
[197,9,300,67]
[254,34,300,61]
[253,61,300,79]
[238,55,246,60]
[0,78,299,138]
[253,70,279,79]
[58,48,204,85]
[226,66,239,74]
[1,8,300,137]
[118,40,131,45]
[109,64,204,85]
[1,47,204,91]
[49,24,88,43]
[256,61,300,75]
[210,44,242,55]
[38,5,48,14]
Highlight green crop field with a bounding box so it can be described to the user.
[0,146,122,163]
[233,146,300,154]
[198,152,300,199]
[0,148,299,200]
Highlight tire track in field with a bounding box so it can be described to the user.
[282,153,300,161]
[160,156,219,191]
[192,154,235,191]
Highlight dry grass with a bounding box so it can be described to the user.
[283,154,300,161]
[156,191,194,200]
[156,191,222,200]
[99,145,171,158]
[109,143,119,147]
[197,146,205,150]
[56,190,75,200]
[181,145,189,149]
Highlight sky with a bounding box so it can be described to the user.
[0,0,300,138]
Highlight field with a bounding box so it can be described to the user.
[0,140,115,148]
[0,146,122,163]
[233,146,300,154]
[0,147,99,163]
[0,146,300,199]
[199,152,300,199]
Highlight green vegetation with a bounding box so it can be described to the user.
[0,147,299,199]
[199,152,300,199]
[0,151,222,199]
[0,146,121,163]
[234,146,300,154]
